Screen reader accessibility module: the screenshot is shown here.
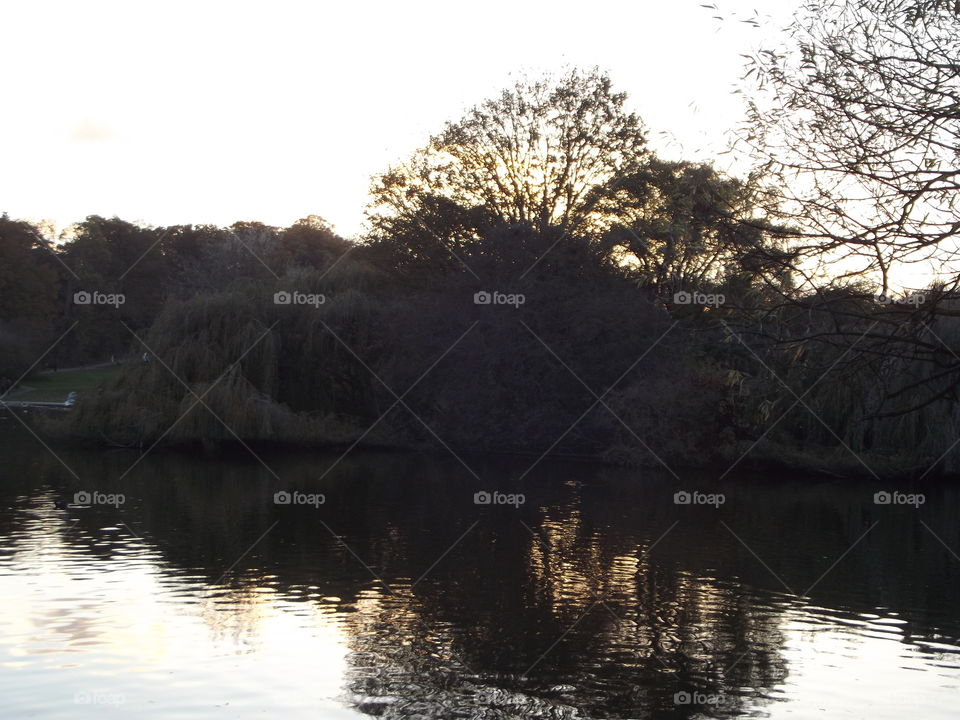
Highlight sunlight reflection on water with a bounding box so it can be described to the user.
[1,439,959,719]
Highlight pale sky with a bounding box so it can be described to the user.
[1,0,799,239]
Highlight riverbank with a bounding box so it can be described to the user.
[24,412,954,483]
[3,365,122,404]
[12,364,955,482]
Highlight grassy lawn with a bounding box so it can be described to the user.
[5,366,123,403]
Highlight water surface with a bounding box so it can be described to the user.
[1,424,959,718]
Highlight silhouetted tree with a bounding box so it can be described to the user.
[713,0,960,468]
[0,215,59,379]
[367,69,649,272]
[600,159,796,301]
[741,0,960,292]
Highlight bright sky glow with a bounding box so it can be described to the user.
[0,0,800,238]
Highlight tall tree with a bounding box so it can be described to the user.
[723,1,960,458]
[367,69,649,270]
[0,215,60,381]
[0,214,58,327]
[601,159,795,298]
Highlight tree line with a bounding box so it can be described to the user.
[3,0,959,477]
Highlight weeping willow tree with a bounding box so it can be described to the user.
[44,259,387,449]
[40,218,733,468]
[710,0,960,476]
[715,283,960,476]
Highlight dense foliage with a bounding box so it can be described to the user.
[2,38,959,477]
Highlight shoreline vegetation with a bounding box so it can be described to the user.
[4,58,960,482]
[8,250,957,483]
[1,363,943,483]
[10,396,950,483]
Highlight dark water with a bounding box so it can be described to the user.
[1,423,959,719]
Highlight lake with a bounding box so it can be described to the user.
[1,422,958,718]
